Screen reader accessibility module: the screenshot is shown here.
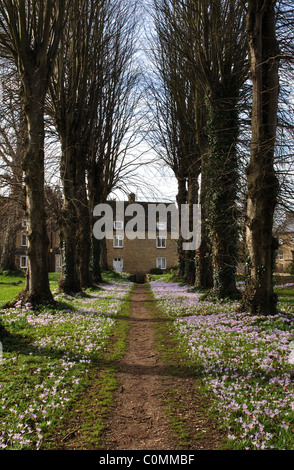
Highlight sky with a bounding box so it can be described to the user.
[108,142,179,203]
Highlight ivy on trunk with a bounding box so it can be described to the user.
[205,90,240,299]
[243,0,280,315]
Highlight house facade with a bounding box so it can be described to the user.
[0,217,62,273]
[106,232,178,281]
[1,194,179,280]
[275,211,294,273]
[103,194,178,281]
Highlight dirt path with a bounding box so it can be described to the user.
[46,282,225,450]
[101,283,225,451]
[102,283,178,450]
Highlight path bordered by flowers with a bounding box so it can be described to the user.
[0,280,132,450]
[150,280,294,450]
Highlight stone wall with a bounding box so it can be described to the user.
[106,232,178,277]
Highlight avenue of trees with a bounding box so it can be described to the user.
[0,0,141,303]
[146,0,294,315]
[0,0,293,316]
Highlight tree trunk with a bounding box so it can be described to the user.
[58,136,81,294]
[75,152,92,288]
[100,238,109,272]
[22,100,52,304]
[194,104,213,290]
[88,164,104,283]
[176,176,188,279]
[195,151,213,290]
[244,0,280,315]
[54,119,91,292]
[184,171,199,285]
[206,89,240,299]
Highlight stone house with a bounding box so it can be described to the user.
[102,194,178,282]
[1,193,179,280]
[275,211,294,273]
[0,217,62,273]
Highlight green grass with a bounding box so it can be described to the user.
[43,283,134,450]
[144,283,227,450]
[275,286,294,306]
[147,269,177,282]
[1,269,294,450]
[1,269,293,308]
[150,272,294,307]
[0,269,132,308]
[0,273,133,450]
[149,277,294,450]
[0,271,62,307]
[0,271,26,307]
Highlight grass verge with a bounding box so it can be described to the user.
[43,285,134,450]
[144,283,227,450]
[0,271,62,308]
[149,277,294,450]
[0,273,134,450]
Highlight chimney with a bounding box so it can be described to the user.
[128,193,136,203]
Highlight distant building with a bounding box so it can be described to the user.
[1,193,179,280]
[103,193,178,282]
[0,216,62,273]
[275,211,294,273]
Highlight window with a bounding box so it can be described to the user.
[278,251,284,260]
[156,236,166,248]
[20,256,27,269]
[58,255,62,268]
[156,257,166,270]
[157,221,167,231]
[22,219,27,228]
[278,236,283,245]
[114,220,124,230]
[21,233,27,246]
[114,235,124,248]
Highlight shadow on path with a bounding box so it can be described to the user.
[101,283,225,451]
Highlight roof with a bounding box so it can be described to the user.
[100,194,178,233]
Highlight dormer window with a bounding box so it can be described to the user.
[114,220,124,230]
[157,221,167,231]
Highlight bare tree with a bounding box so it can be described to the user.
[182,0,248,298]
[49,0,106,292]
[146,0,201,284]
[0,0,65,304]
[87,0,141,281]
[49,0,140,289]
[273,2,294,231]
[148,0,248,296]
[0,67,26,271]
[243,0,281,315]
